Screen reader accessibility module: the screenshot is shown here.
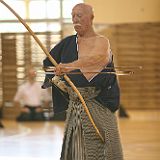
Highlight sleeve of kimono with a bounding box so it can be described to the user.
[41,39,65,89]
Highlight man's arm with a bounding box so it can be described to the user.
[55,37,110,75]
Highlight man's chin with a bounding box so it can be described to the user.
[75,28,81,32]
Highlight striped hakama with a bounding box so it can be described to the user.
[60,87,123,160]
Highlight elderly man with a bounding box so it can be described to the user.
[42,3,123,160]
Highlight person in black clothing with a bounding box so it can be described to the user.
[42,3,123,160]
[0,121,4,128]
[0,108,4,128]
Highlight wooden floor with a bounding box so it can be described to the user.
[0,110,160,160]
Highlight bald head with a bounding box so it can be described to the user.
[72,3,94,18]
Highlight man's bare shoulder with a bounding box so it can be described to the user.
[95,34,110,48]
[96,34,109,42]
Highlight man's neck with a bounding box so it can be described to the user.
[78,28,97,38]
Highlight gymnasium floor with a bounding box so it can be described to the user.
[0,110,160,160]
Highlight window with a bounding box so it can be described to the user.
[29,0,60,19]
[63,0,82,18]
[0,0,83,33]
[0,0,26,20]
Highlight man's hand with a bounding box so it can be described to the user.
[55,63,75,75]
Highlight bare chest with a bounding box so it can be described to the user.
[77,38,97,56]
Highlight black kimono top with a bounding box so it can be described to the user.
[42,35,120,113]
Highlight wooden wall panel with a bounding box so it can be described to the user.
[100,23,160,109]
[0,32,61,119]
[1,34,19,118]
[0,37,2,109]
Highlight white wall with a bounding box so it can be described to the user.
[85,0,160,24]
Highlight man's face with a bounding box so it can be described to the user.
[71,5,92,35]
[28,69,36,81]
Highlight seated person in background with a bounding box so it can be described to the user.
[14,67,51,121]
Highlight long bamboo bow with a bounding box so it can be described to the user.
[0,0,104,142]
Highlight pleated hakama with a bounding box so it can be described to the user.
[60,87,123,160]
